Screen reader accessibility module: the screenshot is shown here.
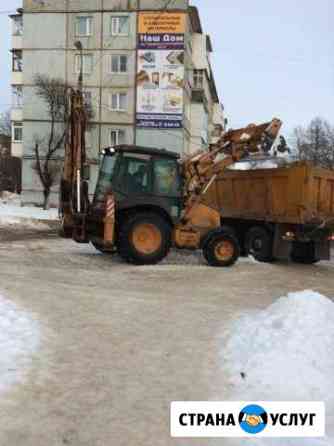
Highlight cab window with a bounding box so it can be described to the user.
[94,154,117,204]
[118,153,151,194]
[153,159,181,196]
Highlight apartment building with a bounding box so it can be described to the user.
[10,0,225,205]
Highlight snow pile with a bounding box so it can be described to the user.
[0,215,51,230]
[0,196,58,230]
[222,290,334,445]
[0,294,40,394]
[229,158,286,171]
[0,192,21,206]
[0,204,58,221]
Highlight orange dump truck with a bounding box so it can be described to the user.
[203,160,334,264]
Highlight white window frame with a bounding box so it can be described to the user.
[12,50,23,72]
[108,54,128,74]
[75,54,93,75]
[85,130,92,148]
[82,91,92,107]
[12,15,23,36]
[75,16,93,37]
[12,122,23,143]
[193,69,204,89]
[110,16,129,36]
[110,129,126,146]
[12,85,23,109]
[109,93,128,112]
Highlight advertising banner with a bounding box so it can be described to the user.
[136,12,185,129]
[138,12,186,50]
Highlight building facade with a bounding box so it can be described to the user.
[10,0,225,205]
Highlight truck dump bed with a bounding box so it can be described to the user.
[204,161,334,225]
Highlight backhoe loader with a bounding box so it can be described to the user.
[59,89,282,266]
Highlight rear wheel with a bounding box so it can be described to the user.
[245,226,274,262]
[291,241,320,265]
[118,213,171,265]
[203,232,240,267]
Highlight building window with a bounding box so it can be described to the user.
[85,130,92,148]
[12,86,23,108]
[75,54,93,74]
[75,16,93,37]
[110,129,126,146]
[109,93,127,111]
[193,69,204,89]
[13,122,23,142]
[12,50,23,72]
[12,15,23,36]
[82,91,92,107]
[110,16,129,36]
[109,55,128,74]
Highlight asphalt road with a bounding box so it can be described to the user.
[0,232,333,446]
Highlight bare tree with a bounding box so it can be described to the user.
[294,117,334,169]
[0,110,11,137]
[32,75,70,209]
[32,74,93,209]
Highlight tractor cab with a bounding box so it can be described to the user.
[91,145,183,223]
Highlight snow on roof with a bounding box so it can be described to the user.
[222,290,334,445]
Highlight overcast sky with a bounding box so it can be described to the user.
[0,0,333,134]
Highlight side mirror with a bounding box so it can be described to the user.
[83,164,90,181]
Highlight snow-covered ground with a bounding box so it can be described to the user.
[222,290,334,445]
[0,192,58,230]
[0,236,333,446]
[0,293,40,394]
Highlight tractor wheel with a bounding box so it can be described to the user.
[117,213,171,265]
[220,225,237,238]
[203,232,240,267]
[291,241,320,265]
[245,226,274,263]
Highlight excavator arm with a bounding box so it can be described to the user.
[59,89,90,240]
[181,118,282,221]
[173,119,283,249]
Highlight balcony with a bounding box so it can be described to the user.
[192,69,204,90]
[11,142,23,158]
[11,14,23,49]
[191,69,206,103]
[11,108,23,122]
[11,50,23,85]
[12,35,23,50]
[12,71,23,85]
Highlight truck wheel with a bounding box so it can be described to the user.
[245,226,273,262]
[203,232,240,267]
[291,241,320,265]
[118,213,171,265]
